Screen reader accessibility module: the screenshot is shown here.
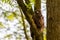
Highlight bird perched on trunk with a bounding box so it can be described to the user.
[30,9,44,40]
[32,9,44,32]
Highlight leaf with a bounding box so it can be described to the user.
[7,13,15,21]
[0,22,5,28]
[2,0,10,4]
[43,28,47,40]
[30,0,35,4]
[2,0,5,3]
[4,34,12,38]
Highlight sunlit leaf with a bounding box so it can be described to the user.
[16,35,21,40]
[4,34,12,38]
[43,34,46,40]
[7,13,15,21]
[0,22,5,28]
[2,0,5,3]
[2,0,11,4]
[43,28,47,40]
[29,0,35,4]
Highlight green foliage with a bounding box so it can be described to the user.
[4,34,12,38]
[2,0,11,4]
[23,1,31,9]
[0,22,5,28]
[23,0,35,9]
[29,0,35,4]
[0,0,32,40]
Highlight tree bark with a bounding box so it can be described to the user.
[16,0,44,40]
[47,0,60,40]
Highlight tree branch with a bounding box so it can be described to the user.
[17,0,27,13]
[17,0,39,34]
[16,0,43,40]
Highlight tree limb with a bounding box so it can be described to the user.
[16,0,44,40]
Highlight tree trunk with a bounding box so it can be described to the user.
[47,0,60,40]
[16,0,44,40]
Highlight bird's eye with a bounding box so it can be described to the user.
[36,11,39,13]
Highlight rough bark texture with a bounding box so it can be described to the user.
[47,0,60,40]
[16,0,44,40]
